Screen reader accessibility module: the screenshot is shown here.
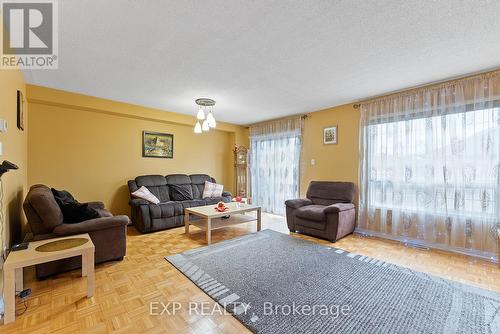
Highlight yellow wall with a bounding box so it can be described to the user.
[300,104,360,198]
[27,85,248,216]
[0,63,27,251]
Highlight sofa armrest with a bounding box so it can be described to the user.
[85,201,105,210]
[53,215,130,236]
[129,198,149,206]
[285,198,312,209]
[324,203,355,214]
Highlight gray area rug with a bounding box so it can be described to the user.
[165,229,500,333]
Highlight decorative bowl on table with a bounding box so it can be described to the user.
[215,201,229,212]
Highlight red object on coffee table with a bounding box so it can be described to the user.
[215,201,228,212]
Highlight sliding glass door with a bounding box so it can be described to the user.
[250,119,302,215]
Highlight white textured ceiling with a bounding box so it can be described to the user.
[24,0,500,125]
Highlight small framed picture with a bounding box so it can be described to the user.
[142,131,174,158]
[323,126,337,145]
[17,90,24,130]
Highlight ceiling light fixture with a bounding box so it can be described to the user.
[194,121,202,134]
[206,106,216,128]
[194,98,216,133]
[202,119,210,131]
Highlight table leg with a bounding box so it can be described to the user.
[257,208,262,231]
[185,211,190,234]
[82,254,87,277]
[83,250,95,298]
[15,267,23,291]
[206,218,212,245]
[3,266,16,324]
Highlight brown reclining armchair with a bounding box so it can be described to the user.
[23,184,129,279]
[285,181,356,242]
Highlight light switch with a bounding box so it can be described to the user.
[0,142,3,156]
[310,159,316,166]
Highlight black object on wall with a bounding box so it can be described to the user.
[0,160,18,177]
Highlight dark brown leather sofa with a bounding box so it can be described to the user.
[128,174,232,233]
[285,181,356,242]
[23,184,129,279]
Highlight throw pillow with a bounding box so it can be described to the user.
[51,188,100,224]
[51,188,76,203]
[202,181,223,198]
[131,186,160,204]
[170,184,194,201]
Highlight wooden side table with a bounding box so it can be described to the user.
[2,233,95,324]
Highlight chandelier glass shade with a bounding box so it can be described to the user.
[194,98,216,133]
[196,107,205,120]
[206,110,216,128]
[194,121,202,133]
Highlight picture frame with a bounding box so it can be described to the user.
[17,90,24,130]
[142,131,174,158]
[323,125,337,145]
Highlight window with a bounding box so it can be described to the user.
[367,107,500,219]
[358,72,500,260]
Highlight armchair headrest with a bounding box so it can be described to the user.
[306,181,355,204]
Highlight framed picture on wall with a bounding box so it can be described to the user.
[323,125,337,145]
[142,131,174,158]
[17,90,24,130]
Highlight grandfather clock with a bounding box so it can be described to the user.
[233,146,249,198]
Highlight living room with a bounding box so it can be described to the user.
[1,1,499,333]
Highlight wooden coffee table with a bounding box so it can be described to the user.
[2,233,95,324]
[184,202,262,244]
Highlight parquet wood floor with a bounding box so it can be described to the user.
[2,213,499,333]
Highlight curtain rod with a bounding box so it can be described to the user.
[248,114,308,127]
[358,67,500,106]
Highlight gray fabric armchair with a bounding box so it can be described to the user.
[23,184,129,279]
[285,181,356,242]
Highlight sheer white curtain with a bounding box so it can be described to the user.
[250,117,303,215]
[358,71,500,260]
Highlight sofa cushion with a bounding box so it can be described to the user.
[136,175,168,187]
[190,174,214,199]
[172,202,184,216]
[170,184,194,201]
[166,174,194,201]
[295,205,326,222]
[166,174,191,185]
[181,200,206,210]
[135,175,170,202]
[204,196,230,205]
[149,202,176,218]
[295,216,326,231]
